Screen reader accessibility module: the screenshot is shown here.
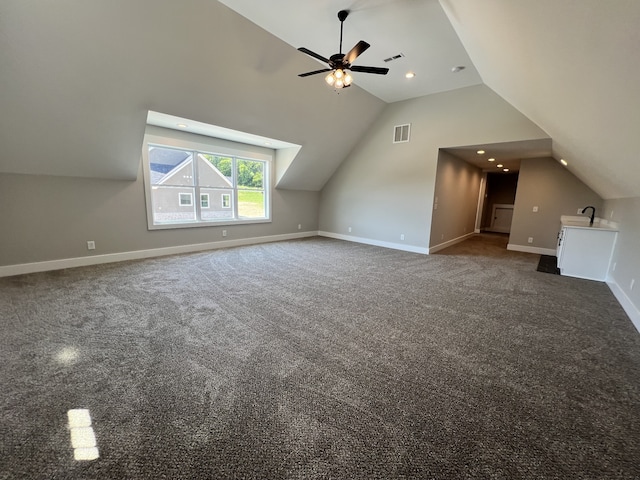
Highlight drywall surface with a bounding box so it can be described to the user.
[510,157,602,250]
[318,84,548,249]
[0,1,384,191]
[0,169,319,267]
[603,196,640,318]
[430,151,482,246]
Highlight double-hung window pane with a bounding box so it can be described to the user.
[148,146,196,224]
[237,159,265,219]
[198,154,234,221]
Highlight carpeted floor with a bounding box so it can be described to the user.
[0,234,639,479]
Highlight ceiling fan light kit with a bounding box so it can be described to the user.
[325,69,352,88]
[298,9,389,90]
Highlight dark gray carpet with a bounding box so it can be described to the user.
[1,235,639,479]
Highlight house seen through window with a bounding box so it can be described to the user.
[145,143,268,228]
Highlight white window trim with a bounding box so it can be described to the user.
[142,127,272,230]
[221,193,231,209]
[200,193,210,209]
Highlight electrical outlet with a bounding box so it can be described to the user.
[222,229,227,237]
[400,234,405,241]
[612,262,617,272]
[87,241,95,250]
[610,210,614,219]
[577,208,583,214]
[348,226,352,233]
[298,224,302,230]
[533,206,539,212]
[527,237,534,244]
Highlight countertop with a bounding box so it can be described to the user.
[560,215,619,232]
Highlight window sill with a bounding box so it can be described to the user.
[147,218,271,231]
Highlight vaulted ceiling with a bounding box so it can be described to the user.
[1,1,638,198]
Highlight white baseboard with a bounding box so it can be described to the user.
[317,231,428,255]
[0,231,317,278]
[607,280,640,333]
[507,243,557,256]
[429,232,475,254]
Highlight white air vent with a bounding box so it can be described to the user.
[393,124,410,143]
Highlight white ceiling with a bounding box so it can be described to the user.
[219,0,483,103]
[146,111,299,150]
[443,0,640,199]
[443,139,553,173]
[221,0,640,199]
[0,0,638,199]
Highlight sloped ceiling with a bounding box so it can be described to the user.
[0,0,384,190]
[221,0,640,199]
[1,0,638,198]
[218,0,483,103]
[441,0,640,199]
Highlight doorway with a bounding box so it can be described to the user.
[480,172,519,234]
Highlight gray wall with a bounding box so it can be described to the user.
[602,196,640,314]
[0,169,319,267]
[510,157,603,250]
[318,84,549,248]
[430,150,482,247]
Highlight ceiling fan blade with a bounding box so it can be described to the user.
[350,65,390,75]
[298,47,330,65]
[298,68,332,78]
[344,41,370,65]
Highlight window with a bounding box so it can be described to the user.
[179,193,193,206]
[143,135,271,229]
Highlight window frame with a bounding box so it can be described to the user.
[142,128,272,230]
[179,192,193,206]
[200,193,210,209]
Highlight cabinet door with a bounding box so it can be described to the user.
[558,228,616,281]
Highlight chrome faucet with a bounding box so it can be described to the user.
[581,206,596,226]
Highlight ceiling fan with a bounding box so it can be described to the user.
[298,9,389,89]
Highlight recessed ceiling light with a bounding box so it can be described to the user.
[405,72,416,79]
[503,168,509,172]
[451,66,466,73]
[176,123,188,128]
[497,164,503,168]
[560,158,568,166]
[488,158,495,162]
[477,150,485,155]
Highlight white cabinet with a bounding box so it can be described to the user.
[557,225,617,281]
